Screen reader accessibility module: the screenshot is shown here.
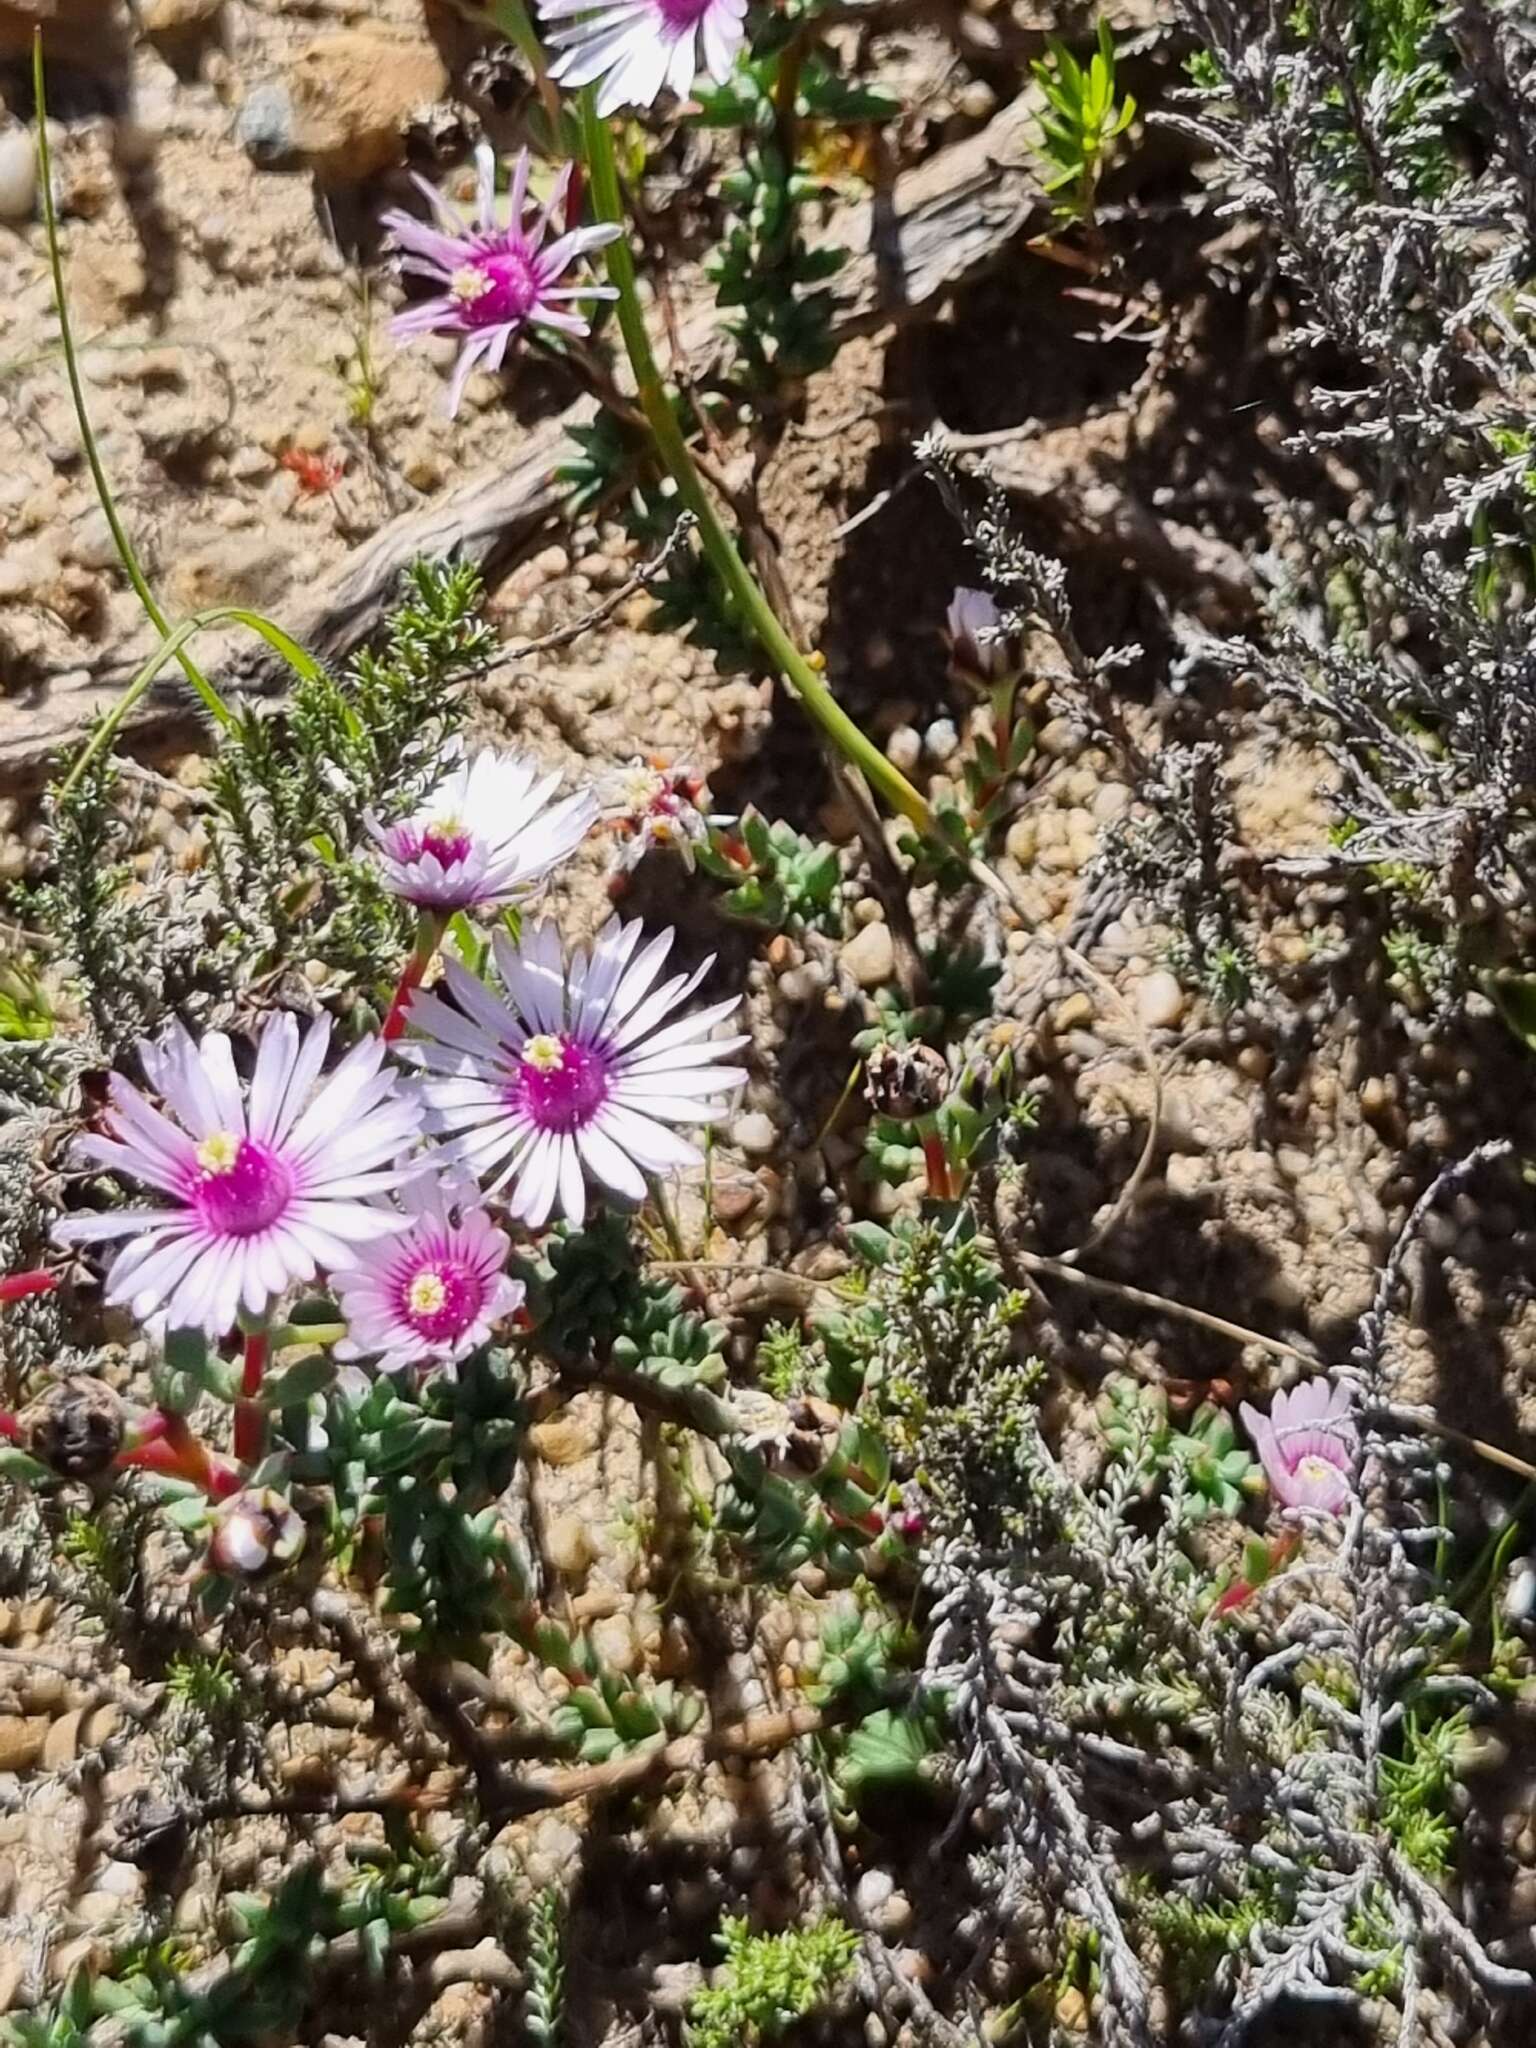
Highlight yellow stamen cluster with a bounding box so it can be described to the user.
[449,266,493,304]
[523,1034,566,1073]
[196,1131,241,1175]
[408,1270,449,1316]
[619,766,665,811]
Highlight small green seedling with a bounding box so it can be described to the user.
[1032,20,1137,225]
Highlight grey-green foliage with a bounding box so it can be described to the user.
[1166,0,1536,1013]
[9,559,495,1079]
[0,1135,62,1385]
[524,1887,564,2048]
[25,739,166,1051]
[923,1143,1528,2046]
[204,557,495,991]
[802,1212,1032,1542]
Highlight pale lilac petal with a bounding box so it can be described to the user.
[384,145,619,401]
[446,330,499,417]
[53,1012,418,1337]
[407,914,740,1227]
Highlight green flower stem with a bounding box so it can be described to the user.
[646,1173,687,1262]
[577,93,936,838]
[34,36,233,741]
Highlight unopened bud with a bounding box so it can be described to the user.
[207,1488,305,1580]
[22,1378,125,1479]
[945,588,1023,691]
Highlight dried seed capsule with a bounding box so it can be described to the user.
[22,1377,125,1479]
[863,1041,949,1121]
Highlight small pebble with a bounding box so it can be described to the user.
[871,1889,914,1939]
[1005,814,1038,864]
[1053,993,1094,1033]
[1135,970,1186,1030]
[778,964,824,1005]
[841,920,896,989]
[886,725,922,774]
[236,82,299,169]
[545,1514,594,1579]
[0,126,37,224]
[923,717,960,763]
[732,1111,777,1156]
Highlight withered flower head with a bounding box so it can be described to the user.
[22,1377,125,1480]
[863,1041,950,1122]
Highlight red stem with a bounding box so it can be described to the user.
[234,1330,269,1465]
[0,1269,58,1305]
[116,1410,242,1499]
[920,1130,953,1201]
[381,950,429,1043]
[0,1412,20,1442]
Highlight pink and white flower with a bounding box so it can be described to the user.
[366,750,596,914]
[333,1175,524,1375]
[382,144,620,417]
[1239,1378,1358,1515]
[538,0,749,117]
[53,1015,420,1338]
[599,756,726,874]
[402,917,747,1228]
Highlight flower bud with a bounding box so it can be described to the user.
[22,1378,125,1479]
[946,588,1023,691]
[207,1488,305,1580]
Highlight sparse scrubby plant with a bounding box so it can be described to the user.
[1164,0,1536,1029]
[7,9,1536,2047]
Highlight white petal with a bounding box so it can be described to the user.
[576,1122,647,1204]
[248,1011,301,1145]
[595,1104,701,1173]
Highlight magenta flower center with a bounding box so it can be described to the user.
[190,1135,295,1239]
[395,1256,485,1344]
[452,244,543,329]
[656,0,713,28]
[513,1033,611,1133]
[421,824,473,868]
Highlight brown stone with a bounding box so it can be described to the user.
[528,1407,601,1468]
[282,32,450,184]
[0,0,129,77]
